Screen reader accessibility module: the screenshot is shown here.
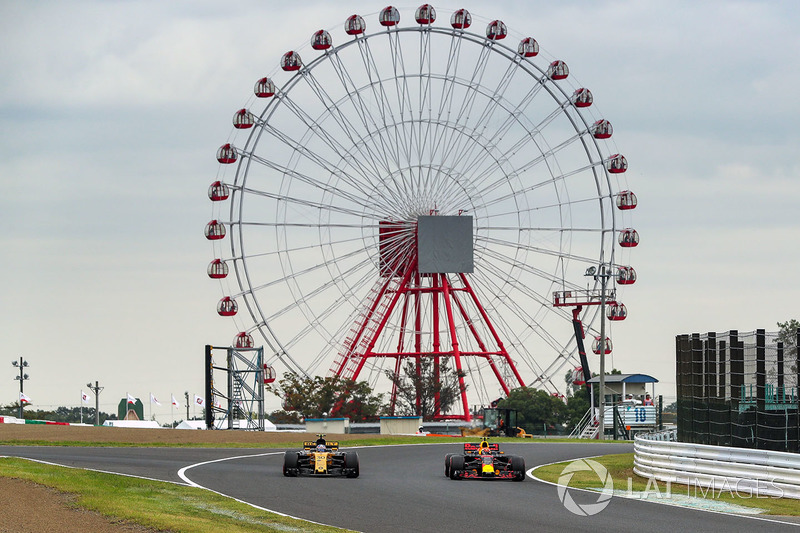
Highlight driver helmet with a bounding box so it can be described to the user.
[316,444,326,452]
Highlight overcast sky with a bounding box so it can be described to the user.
[2,1,798,422]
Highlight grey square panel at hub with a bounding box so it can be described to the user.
[417,215,473,274]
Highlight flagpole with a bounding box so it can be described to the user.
[149,392,152,422]
[80,391,83,424]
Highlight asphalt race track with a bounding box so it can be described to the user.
[2,442,798,532]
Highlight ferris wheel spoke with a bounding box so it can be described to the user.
[279,262,380,370]
[300,68,401,183]
[423,37,466,189]
[239,186,378,220]
[355,38,420,201]
[478,233,604,269]
[268,95,411,210]
[359,34,414,173]
[325,51,405,176]
[235,243,372,301]
[266,93,382,186]
[471,262,570,359]
[384,30,418,170]
[433,43,499,181]
[448,59,523,178]
[466,269,554,378]
[244,151,393,215]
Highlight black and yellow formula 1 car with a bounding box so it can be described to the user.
[444,438,525,481]
[282,434,359,478]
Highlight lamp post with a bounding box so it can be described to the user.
[86,381,103,426]
[12,357,29,419]
[585,264,612,440]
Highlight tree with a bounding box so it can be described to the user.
[268,373,385,422]
[498,387,566,432]
[776,319,799,373]
[563,385,591,432]
[0,404,115,424]
[384,357,466,420]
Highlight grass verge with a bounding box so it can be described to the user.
[0,457,349,532]
[532,453,800,516]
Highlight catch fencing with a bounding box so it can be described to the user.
[676,329,799,452]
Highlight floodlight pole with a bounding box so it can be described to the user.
[12,357,29,419]
[86,381,103,426]
[584,264,611,440]
[595,265,611,440]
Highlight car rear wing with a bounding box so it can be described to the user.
[303,441,339,451]
[464,442,499,453]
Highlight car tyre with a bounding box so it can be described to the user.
[444,453,454,477]
[510,455,526,481]
[283,451,299,477]
[345,451,360,478]
[449,455,465,480]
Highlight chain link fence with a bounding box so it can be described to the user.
[676,329,799,452]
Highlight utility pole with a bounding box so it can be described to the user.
[12,357,30,419]
[86,381,104,426]
[184,391,190,420]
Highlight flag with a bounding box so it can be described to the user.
[150,393,161,406]
[171,394,181,408]
[81,391,90,404]
[213,399,223,409]
[19,392,32,405]
[127,393,137,405]
[194,394,205,407]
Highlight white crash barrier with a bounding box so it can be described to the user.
[634,430,800,499]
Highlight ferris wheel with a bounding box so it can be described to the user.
[206,5,638,420]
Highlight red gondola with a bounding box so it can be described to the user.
[311,30,332,50]
[572,88,593,108]
[518,37,539,57]
[606,154,627,174]
[207,259,229,279]
[486,20,507,40]
[380,6,400,26]
[591,119,612,140]
[345,14,366,35]
[204,220,226,240]
[263,364,276,384]
[607,302,627,321]
[450,8,471,29]
[616,190,637,210]
[592,336,612,355]
[571,366,586,386]
[216,143,237,164]
[217,296,238,317]
[619,228,639,247]
[415,4,436,24]
[281,51,301,71]
[233,109,254,129]
[617,266,636,285]
[234,331,254,349]
[254,77,275,98]
[547,60,569,80]
[208,181,230,201]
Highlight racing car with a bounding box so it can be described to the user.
[282,434,359,478]
[444,438,525,481]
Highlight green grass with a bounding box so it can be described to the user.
[532,453,800,516]
[0,457,350,532]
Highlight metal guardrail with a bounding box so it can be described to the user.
[634,430,800,499]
